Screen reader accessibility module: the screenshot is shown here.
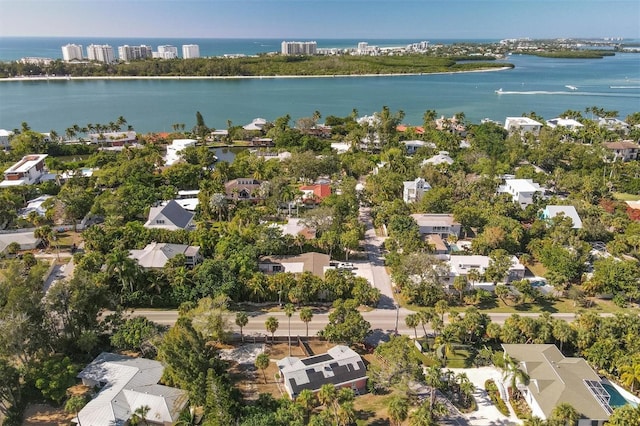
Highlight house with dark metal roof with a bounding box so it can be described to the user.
[277,345,368,399]
[144,200,195,231]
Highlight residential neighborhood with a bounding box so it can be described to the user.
[1,103,639,426]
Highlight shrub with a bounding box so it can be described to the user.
[485,379,510,416]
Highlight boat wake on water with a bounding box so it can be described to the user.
[495,90,639,98]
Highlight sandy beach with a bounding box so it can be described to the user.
[0,66,512,82]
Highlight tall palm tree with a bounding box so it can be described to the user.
[317,383,337,410]
[405,313,420,340]
[501,353,529,401]
[265,316,279,343]
[552,320,574,352]
[619,359,640,393]
[387,395,409,426]
[299,307,313,340]
[235,312,248,343]
[284,303,295,356]
[295,388,316,423]
[551,402,579,426]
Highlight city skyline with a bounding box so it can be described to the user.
[1,0,639,40]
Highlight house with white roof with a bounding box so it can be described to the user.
[448,254,525,285]
[501,344,617,425]
[129,242,201,269]
[597,117,630,134]
[410,213,461,239]
[277,345,368,399]
[0,129,13,148]
[243,118,268,131]
[74,352,188,426]
[165,139,196,166]
[402,140,435,155]
[497,178,544,208]
[545,117,584,131]
[18,195,53,218]
[403,178,431,203]
[541,205,582,229]
[144,200,195,231]
[504,117,543,136]
[422,151,454,166]
[1,154,48,187]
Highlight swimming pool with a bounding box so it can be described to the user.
[603,383,638,408]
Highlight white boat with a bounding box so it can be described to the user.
[495,88,503,94]
[565,85,578,90]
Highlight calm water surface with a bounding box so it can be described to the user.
[0,53,638,133]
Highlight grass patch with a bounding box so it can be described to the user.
[613,192,640,201]
[526,261,547,277]
[478,296,639,315]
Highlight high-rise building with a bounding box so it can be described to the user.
[154,45,178,59]
[61,44,84,61]
[86,44,115,63]
[118,45,153,61]
[281,41,317,55]
[182,44,200,59]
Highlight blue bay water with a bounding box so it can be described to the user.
[0,38,638,133]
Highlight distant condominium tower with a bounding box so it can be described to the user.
[86,44,115,63]
[281,41,317,55]
[61,44,83,61]
[154,45,178,59]
[118,45,153,61]
[182,44,200,59]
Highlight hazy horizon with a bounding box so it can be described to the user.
[1,0,638,40]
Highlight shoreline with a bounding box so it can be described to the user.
[0,66,512,82]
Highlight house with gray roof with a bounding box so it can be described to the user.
[74,352,188,426]
[277,345,367,399]
[144,200,195,231]
[541,205,583,229]
[501,344,615,425]
[129,242,201,269]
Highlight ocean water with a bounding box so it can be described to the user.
[0,39,638,133]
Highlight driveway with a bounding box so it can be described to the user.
[359,206,396,309]
[448,367,521,426]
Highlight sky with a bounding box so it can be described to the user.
[0,0,639,40]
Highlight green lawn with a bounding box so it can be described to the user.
[478,296,639,315]
[613,192,640,201]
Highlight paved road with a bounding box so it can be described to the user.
[129,308,587,337]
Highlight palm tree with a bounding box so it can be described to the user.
[299,307,313,340]
[434,299,448,322]
[495,284,510,305]
[387,395,409,426]
[296,388,316,423]
[467,268,481,289]
[130,405,150,426]
[552,320,574,352]
[424,365,442,418]
[551,402,579,426]
[619,359,640,393]
[405,313,420,340]
[235,312,249,343]
[255,352,270,383]
[284,303,295,356]
[456,373,475,407]
[418,309,433,338]
[501,353,529,401]
[265,316,279,343]
[317,383,337,410]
